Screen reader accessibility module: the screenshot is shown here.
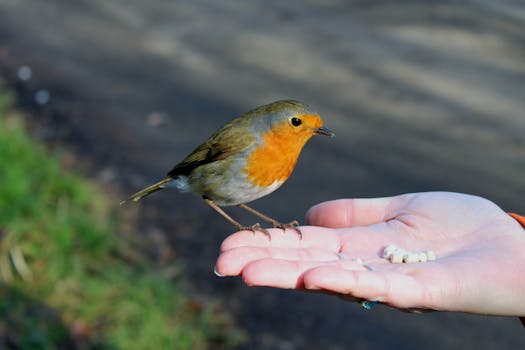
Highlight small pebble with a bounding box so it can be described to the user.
[146,112,167,127]
[35,89,50,105]
[17,65,32,81]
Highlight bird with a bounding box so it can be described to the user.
[120,100,334,238]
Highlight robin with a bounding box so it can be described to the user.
[121,100,334,238]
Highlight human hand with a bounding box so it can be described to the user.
[215,192,525,315]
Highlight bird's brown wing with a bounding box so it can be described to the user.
[167,125,256,177]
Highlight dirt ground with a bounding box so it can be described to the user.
[1,0,524,349]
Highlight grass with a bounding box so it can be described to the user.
[0,89,242,349]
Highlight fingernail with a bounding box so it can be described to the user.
[214,266,225,277]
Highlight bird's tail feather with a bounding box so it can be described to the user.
[120,177,173,205]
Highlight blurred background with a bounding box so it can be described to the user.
[0,0,524,349]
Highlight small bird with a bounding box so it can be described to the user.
[121,100,334,238]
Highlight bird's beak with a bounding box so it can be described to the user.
[314,126,335,137]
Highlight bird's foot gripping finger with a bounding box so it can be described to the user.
[238,223,272,240]
[273,220,302,239]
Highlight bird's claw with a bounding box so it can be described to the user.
[273,220,302,239]
[238,221,302,240]
[239,223,272,240]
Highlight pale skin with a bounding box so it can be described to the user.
[215,192,525,316]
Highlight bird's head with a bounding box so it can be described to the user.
[252,100,335,143]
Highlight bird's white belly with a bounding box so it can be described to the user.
[211,179,283,206]
[174,158,285,206]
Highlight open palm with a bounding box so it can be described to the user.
[215,192,525,315]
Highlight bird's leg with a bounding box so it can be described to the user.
[203,198,271,238]
[238,203,302,239]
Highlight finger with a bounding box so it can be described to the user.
[220,226,340,252]
[306,195,414,228]
[215,246,339,276]
[240,258,366,289]
[302,265,426,309]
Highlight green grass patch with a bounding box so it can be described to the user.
[0,90,243,349]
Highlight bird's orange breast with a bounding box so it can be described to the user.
[243,124,314,187]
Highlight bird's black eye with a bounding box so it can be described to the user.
[291,117,302,127]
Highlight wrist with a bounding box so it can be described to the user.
[509,213,525,325]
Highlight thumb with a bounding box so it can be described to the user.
[306,195,411,228]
